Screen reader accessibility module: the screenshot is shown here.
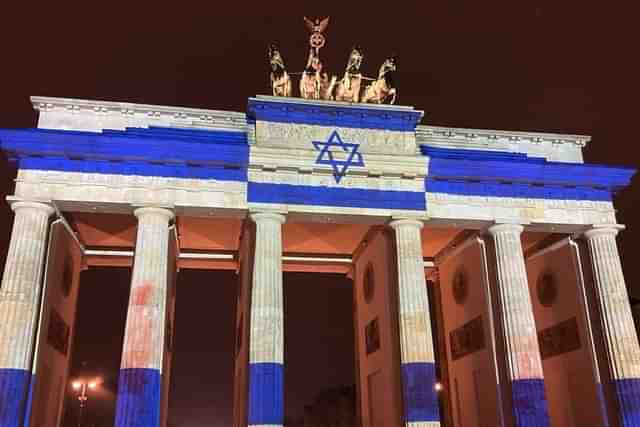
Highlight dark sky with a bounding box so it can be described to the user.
[1,1,639,426]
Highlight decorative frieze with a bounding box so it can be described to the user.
[15,169,247,213]
[255,121,416,156]
[449,316,485,361]
[46,309,70,356]
[537,317,581,360]
[426,192,617,226]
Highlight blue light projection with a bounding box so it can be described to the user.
[312,130,364,183]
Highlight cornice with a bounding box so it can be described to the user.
[30,96,248,132]
[417,125,590,147]
[30,96,589,147]
[247,96,424,132]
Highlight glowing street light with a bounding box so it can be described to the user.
[434,382,443,392]
[71,377,101,427]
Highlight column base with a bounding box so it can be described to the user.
[0,369,32,427]
[511,379,550,427]
[401,362,440,423]
[114,368,161,427]
[248,363,284,426]
[613,378,640,425]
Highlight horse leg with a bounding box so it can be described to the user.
[285,77,292,97]
[362,83,372,103]
[353,78,361,103]
[325,76,337,100]
[388,88,397,105]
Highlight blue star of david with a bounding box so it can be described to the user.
[312,130,365,183]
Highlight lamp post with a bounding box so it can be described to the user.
[71,378,99,427]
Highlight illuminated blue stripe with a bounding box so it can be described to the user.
[423,146,635,188]
[0,369,31,427]
[426,179,612,201]
[248,182,425,210]
[597,383,611,427]
[114,368,161,427]
[423,146,635,201]
[248,363,283,425]
[0,127,249,181]
[20,376,35,427]
[248,98,422,131]
[401,362,440,422]
[614,378,640,426]
[512,379,550,427]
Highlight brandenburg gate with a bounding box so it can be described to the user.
[0,93,638,427]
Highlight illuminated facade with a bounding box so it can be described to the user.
[0,95,638,427]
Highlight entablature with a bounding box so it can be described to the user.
[31,96,248,133]
[417,124,589,163]
[0,95,633,228]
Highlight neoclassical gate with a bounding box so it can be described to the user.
[0,95,638,427]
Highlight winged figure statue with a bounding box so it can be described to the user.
[303,16,329,35]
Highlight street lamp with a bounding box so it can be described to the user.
[71,378,100,427]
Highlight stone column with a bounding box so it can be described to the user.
[248,212,285,427]
[487,223,550,427]
[114,207,174,427]
[389,219,440,427]
[0,201,54,427]
[583,225,640,424]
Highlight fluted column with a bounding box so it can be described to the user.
[487,223,550,427]
[583,225,640,425]
[115,207,174,427]
[389,219,440,427]
[248,212,285,427]
[0,201,54,427]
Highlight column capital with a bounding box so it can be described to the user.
[133,206,174,222]
[10,200,55,217]
[582,224,625,240]
[487,222,524,236]
[250,211,286,225]
[389,218,423,230]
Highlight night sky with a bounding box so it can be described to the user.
[1,1,639,426]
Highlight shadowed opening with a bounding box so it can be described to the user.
[63,267,131,427]
[284,272,357,427]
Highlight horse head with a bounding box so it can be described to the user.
[346,46,363,74]
[378,55,397,79]
[268,43,291,97]
[268,43,286,76]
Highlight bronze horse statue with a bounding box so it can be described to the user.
[362,56,397,104]
[268,44,292,97]
[335,46,364,103]
[299,48,336,100]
